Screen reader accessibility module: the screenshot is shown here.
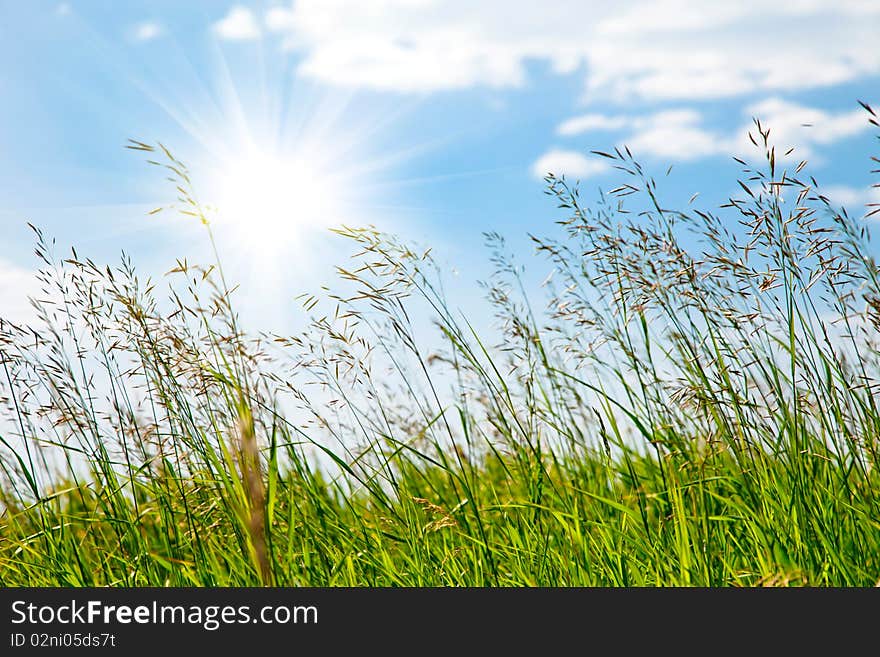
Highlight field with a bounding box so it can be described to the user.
[1,114,879,587]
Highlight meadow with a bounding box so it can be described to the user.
[1,110,879,587]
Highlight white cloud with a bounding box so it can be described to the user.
[265,5,298,32]
[0,260,36,327]
[554,100,874,164]
[553,109,726,162]
[822,185,864,206]
[557,114,630,136]
[213,6,261,41]
[822,185,880,209]
[729,98,869,158]
[261,1,880,100]
[131,21,164,43]
[531,149,609,180]
[624,110,723,161]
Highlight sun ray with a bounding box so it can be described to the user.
[22,7,468,331]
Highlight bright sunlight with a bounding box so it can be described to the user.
[210,148,343,252]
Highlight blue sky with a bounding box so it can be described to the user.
[1,1,878,332]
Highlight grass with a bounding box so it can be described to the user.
[1,110,880,587]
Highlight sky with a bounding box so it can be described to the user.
[1,0,879,334]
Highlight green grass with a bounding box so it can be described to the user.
[1,114,880,587]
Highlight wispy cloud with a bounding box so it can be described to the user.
[265,5,297,32]
[213,6,261,41]
[733,98,868,155]
[0,259,36,327]
[822,184,880,211]
[531,149,609,180]
[620,109,722,161]
[260,1,880,100]
[557,114,630,136]
[131,21,164,43]
[554,99,874,164]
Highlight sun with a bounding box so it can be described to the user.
[209,147,343,253]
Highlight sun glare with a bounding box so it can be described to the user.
[211,149,342,252]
